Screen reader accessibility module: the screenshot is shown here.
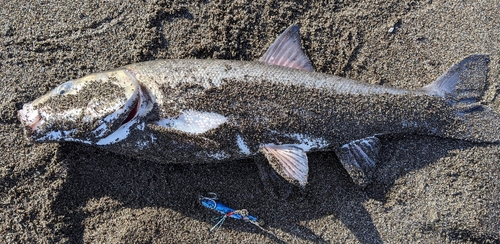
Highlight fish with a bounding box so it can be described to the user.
[18,25,500,189]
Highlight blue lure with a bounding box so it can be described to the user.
[200,193,264,232]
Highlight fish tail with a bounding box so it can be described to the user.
[420,54,500,143]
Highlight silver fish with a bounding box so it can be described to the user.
[18,25,500,188]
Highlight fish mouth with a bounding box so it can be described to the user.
[18,103,43,136]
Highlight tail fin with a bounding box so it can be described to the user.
[421,54,489,103]
[421,54,500,143]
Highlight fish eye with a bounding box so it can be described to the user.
[55,81,73,95]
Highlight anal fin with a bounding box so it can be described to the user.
[259,144,309,187]
[335,136,380,187]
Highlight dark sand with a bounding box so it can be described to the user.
[1,1,499,243]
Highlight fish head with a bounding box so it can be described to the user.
[18,69,141,143]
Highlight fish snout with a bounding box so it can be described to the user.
[18,104,42,134]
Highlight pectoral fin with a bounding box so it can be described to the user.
[259,144,309,187]
[335,136,380,187]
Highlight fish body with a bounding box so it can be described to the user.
[115,59,442,159]
[18,25,500,187]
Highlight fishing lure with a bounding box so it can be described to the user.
[200,193,265,232]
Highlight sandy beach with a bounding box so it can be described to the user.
[1,1,499,243]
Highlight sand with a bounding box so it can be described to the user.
[1,0,499,243]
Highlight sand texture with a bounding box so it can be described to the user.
[1,1,499,243]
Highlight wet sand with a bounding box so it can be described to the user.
[1,1,499,243]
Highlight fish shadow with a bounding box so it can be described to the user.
[49,135,473,243]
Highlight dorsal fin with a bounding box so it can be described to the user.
[259,25,314,71]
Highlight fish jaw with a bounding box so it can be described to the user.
[18,69,144,143]
[18,103,43,135]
